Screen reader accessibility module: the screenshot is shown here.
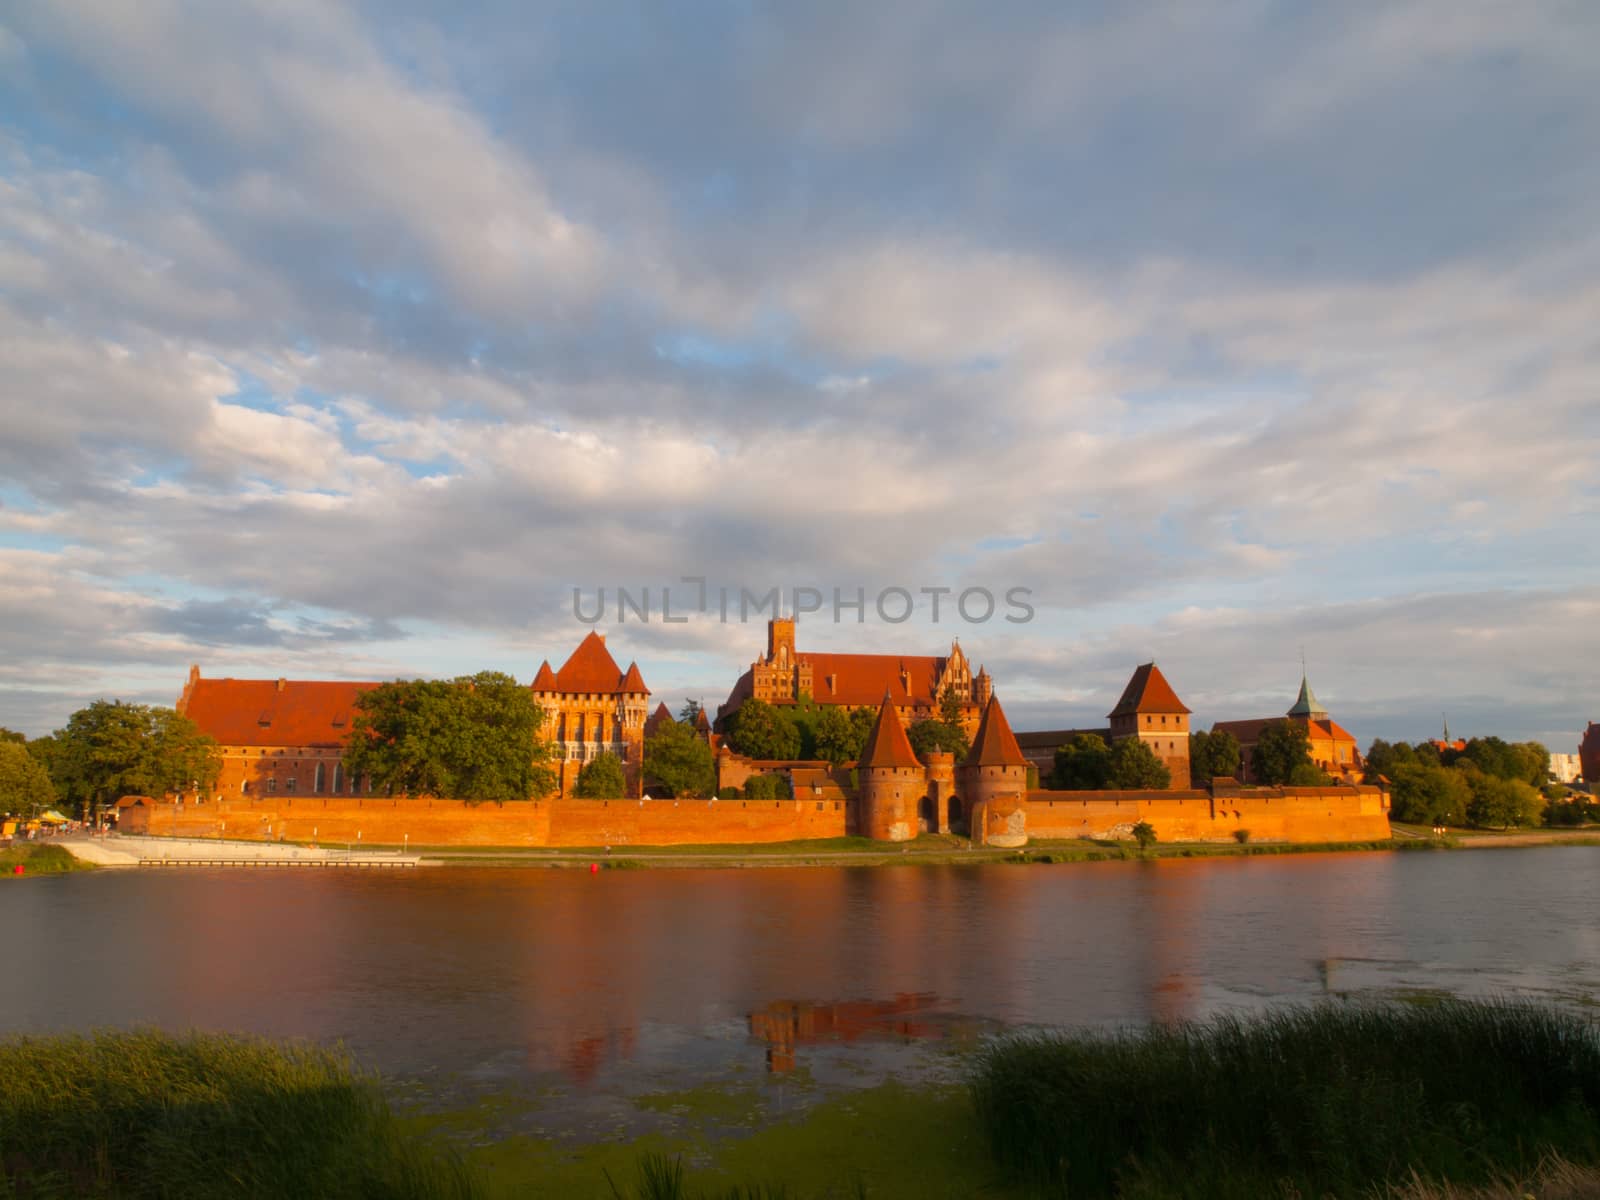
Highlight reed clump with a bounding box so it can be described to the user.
[970,999,1600,1198]
[0,1030,480,1199]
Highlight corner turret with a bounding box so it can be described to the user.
[960,695,1029,847]
[857,693,924,841]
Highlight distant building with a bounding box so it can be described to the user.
[717,617,991,732]
[1013,663,1191,789]
[1212,672,1362,783]
[1549,752,1581,785]
[1583,723,1600,784]
[1428,717,1466,755]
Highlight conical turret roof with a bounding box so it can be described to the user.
[531,660,557,691]
[1108,662,1190,717]
[964,695,1028,768]
[620,661,648,694]
[1287,673,1328,719]
[859,694,920,770]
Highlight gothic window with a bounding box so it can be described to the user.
[285,776,297,793]
[333,763,343,793]
[267,776,277,793]
[314,762,325,793]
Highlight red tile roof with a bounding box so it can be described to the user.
[552,632,644,694]
[1108,663,1190,717]
[859,695,921,770]
[620,661,648,694]
[1310,718,1358,744]
[802,653,950,706]
[643,702,673,738]
[965,696,1028,768]
[531,660,557,691]
[180,677,378,747]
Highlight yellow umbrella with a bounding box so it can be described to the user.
[38,810,70,825]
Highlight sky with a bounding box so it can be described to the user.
[1,1,1597,751]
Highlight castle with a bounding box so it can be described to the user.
[176,631,649,803]
[153,625,1390,848]
[717,618,990,733]
[1212,673,1363,783]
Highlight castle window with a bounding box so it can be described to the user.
[333,763,343,793]
[267,776,277,794]
[314,763,325,794]
[285,776,297,793]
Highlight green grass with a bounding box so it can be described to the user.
[0,1030,481,1199]
[0,843,92,876]
[970,999,1600,1199]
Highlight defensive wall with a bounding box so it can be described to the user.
[120,781,1387,847]
[124,793,853,847]
[1024,783,1391,844]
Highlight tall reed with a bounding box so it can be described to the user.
[970,999,1600,1198]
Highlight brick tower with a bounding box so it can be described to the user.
[857,693,925,842]
[960,695,1029,847]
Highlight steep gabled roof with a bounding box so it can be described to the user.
[643,702,673,737]
[1108,662,1191,717]
[531,660,557,692]
[965,695,1028,768]
[180,677,378,746]
[859,694,921,770]
[1286,674,1328,719]
[620,661,648,694]
[552,632,627,693]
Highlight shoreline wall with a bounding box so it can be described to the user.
[124,793,852,847]
[1025,784,1390,843]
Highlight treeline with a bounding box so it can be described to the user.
[718,693,972,765]
[1364,736,1561,829]
[1,703,220,822]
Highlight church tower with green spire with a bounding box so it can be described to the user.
[1286,672,1328,721]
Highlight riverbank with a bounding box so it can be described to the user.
[0,843,93,877]
[8,1003,1600,1199]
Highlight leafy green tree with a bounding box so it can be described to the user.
[743,773,792,800]
[0,741,56,818]
[907,718,969,760]
[677,699,703,725]
[574,752,627,799]
[939,689,966,727]
[642,720,715,798]
[344,672,554,802]
[1051,734,1112,790]
[814,706,869,765]
[1189,730,1241,783]
[725,699,801,761]
[1363,738,1417,782]
[1465,771,1545,829]
[1109,739,1172,790]
[1411,741,1442,767]
[1131,820,1157,852]
[42,700,221,821]
[1250,721,1314,786]
[0,727,25,745]
[1387,763,1471,826]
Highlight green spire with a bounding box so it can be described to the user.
[1287,673,1328,719]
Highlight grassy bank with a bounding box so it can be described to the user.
[971,999,1600,1199]
[0,1031,478,1199]
[0,843,93,876]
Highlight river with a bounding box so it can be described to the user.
[5,849,1598,1137]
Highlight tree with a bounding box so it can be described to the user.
[1109,739,1172,790]
[1363,738,1417,782]
[725,699,801,761]
[0,741,56,818]
[0,727,25,745]
[1131,820,1157,852]
[1387,763,1471,826]
[1288,762,1333,786]
[1465,771,1545,829]
[344,672,554,802]
[42,700,221,821]
[1189,730,1241,783]
[907,718,968,760]
[643,720,715,798]
[814,706,871,766]
[574,752,627,799]
[743,773,791,800]
[677,699,703,725]
[938,689,966,727]
[1250,721,1314,786]
[1051,734,1112,790]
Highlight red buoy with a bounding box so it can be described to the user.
[12,864,23,875]
[589,862,599,874]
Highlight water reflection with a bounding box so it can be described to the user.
[3,851,1598,1123]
